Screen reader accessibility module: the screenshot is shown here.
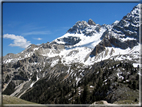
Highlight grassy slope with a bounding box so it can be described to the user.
[3,95,38,104]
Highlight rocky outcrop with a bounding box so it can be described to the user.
[90,34,138,57]
[2,4,140,104]
[112,4,140,41]
[109,36,137,49]
[90,4,140,57]
[88,19,96,26]
[67,21,89,34]
[90,37,112,56]
[62,36,81,45]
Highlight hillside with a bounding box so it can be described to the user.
[3,95,38,104]
[1,4,141,105]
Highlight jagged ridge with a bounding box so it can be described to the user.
[2,4,141,105]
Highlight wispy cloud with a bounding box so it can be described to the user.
[21,23,47,31]
[34,38,42,40]
[3,34,31,48]
[22,31,51,36]
[55,27,70,32]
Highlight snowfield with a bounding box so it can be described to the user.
[2,4,140,68]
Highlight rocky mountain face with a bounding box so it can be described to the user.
[2,4,141,104]
[91,4,140,57]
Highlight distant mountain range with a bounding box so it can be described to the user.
[2,4,141,105]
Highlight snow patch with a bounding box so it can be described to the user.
[76,77,81,85]
[50,59,59,67]
[33,47,39,51]
[30,82,35,87]
[90,85,94,88]
[133,63,139,67]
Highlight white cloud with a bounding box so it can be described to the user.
[34,38,42,40]
[3,34,31,48]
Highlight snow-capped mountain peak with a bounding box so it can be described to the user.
[130,3,140,16]
[2,4,140,103]
[3,4,140,66]
[67,20,89,34]
[112,20,119,26]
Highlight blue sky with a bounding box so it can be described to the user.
[3,2,139,56]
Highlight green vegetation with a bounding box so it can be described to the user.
[3,82,15,95]
[114,100,139,104]
[8,59,139,104]
[3,95,38,104]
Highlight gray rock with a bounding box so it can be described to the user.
[90,37,112,56]
[67,21,89,34]
[88,19,96,26]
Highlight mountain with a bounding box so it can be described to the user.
[2,4,141,105]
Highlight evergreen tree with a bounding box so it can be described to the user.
[81,85,89,104]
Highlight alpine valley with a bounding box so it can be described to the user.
[2,4,142,105]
